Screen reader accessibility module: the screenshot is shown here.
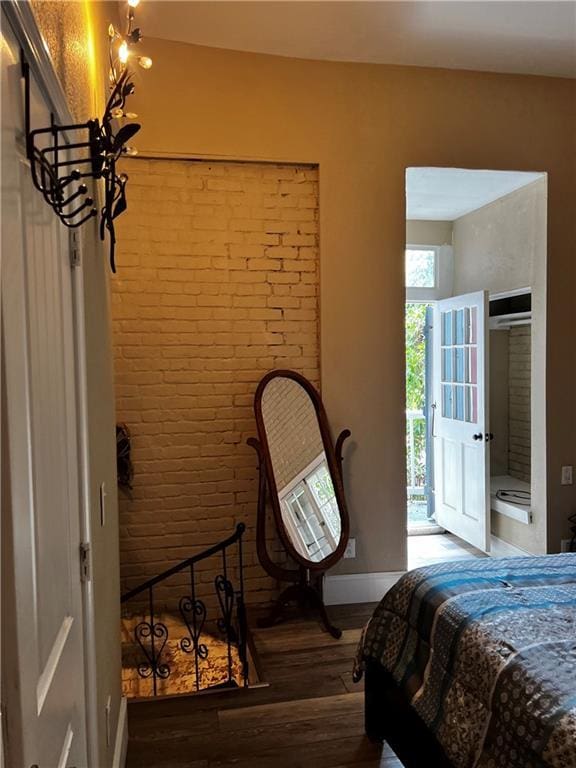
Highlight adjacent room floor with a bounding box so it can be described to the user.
[408,532,486,570]
[126,603,402,768]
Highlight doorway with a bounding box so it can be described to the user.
[405,301,437,533]
[405,167,547,568]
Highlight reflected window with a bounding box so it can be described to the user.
[279,457,339,562]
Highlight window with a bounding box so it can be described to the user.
[440,306,478,423]
[405,248,436,288]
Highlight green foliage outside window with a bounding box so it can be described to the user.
[406,303,428,492]
[406,303,427,410]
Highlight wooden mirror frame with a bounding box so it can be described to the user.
[253,369,351,573]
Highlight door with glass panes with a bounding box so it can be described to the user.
[433,290,490,552]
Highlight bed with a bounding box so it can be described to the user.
[355,553,576,768]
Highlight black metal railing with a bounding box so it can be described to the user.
[121,523,248,697]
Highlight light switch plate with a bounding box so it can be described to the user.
[344,538,356,559]
[561,466,573,486]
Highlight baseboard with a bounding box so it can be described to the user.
[490,535,530,559]
[324,570,405,605]
[112,697,128,768]
[325,537,530,606]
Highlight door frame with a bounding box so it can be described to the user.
[405,299,440,533]
[2,3,99,765]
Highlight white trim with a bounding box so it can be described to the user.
[488,312,531,330]
[324,571,404,605]
[489,286,532,301]
[490,496,531,524]
[112,698,128,768]
[489,535,530,559]
[490,476,531,525]
[72,241,101,768]
[324,538,531,605]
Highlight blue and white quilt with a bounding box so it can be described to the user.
[357,553,576,768]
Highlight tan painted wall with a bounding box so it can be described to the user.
[453,180,546,295]
[30,3,122,765]
[406,220,453,246]
[125,39,575,569]
[112,159,319,604]
[453,180,546,553]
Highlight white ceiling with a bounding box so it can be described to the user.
[137,1,576,78]
[406,168,545,220]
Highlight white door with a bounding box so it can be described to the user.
[2,20,88,768]
[432,291,490,552]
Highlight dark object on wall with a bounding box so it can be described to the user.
[248,369,351,638]
[19,1,152,272]
[569,512,576,552]
[116,422,133,489]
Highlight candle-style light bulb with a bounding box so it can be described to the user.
[128,0,140,7]
[118,41,129,64]
[138,56,153,70]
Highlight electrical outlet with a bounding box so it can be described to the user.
[344,538,356,559]
[561,466,573,486]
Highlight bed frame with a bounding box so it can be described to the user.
[364,660,454,768]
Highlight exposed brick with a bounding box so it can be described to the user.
[508,326,531,483]
[113,160,319,606]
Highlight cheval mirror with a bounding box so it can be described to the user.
[248,370,351,638]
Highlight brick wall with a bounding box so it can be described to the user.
[508,326,531,483]
[261,376,324,492]
[112,159,319,606]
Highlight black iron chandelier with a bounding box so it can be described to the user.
[22,0,152,272]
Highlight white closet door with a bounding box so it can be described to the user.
[2,20,88,768]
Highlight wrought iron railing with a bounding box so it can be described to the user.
[121,523,248,698]
[406,409,426,497]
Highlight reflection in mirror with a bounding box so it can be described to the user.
[260,376,342,563]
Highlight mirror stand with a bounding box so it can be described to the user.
[248,430,350,639]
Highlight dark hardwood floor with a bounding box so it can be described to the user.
[126,603,404,768]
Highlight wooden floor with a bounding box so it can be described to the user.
[126,603,404,768]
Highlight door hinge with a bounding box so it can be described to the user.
[69,230,81,267]
[80,542,91,582]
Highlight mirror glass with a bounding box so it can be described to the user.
[260,376,342,563]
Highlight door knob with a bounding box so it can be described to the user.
[473,433,483,441]
[485,433,494,441]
